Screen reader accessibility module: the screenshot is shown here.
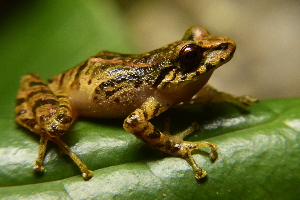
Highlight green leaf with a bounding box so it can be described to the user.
[1,1,299,199]
[1,99,300,199]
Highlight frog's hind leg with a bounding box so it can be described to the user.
[191,84,258,107]
[15,73,93,180]
[16,74,47,171]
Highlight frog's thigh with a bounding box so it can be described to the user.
[16,74,51,134]
[16,74,74,136]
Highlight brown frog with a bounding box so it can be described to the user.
[15,26,255,180]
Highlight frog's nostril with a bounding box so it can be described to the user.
[215,43,229,50]
[204,63,215,71]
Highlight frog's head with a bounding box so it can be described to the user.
[154,26,236,95]
[180,26,236,73]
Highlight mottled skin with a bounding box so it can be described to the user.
[15,26,255,180]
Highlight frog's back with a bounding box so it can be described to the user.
[47,54,159,118]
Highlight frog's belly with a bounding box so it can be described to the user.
[68,86,154,118]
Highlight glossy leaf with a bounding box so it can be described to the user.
[1,99,300,199]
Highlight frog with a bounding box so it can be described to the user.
[15,26,256,180]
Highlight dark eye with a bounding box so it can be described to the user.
[179,44,202,67]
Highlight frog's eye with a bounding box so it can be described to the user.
[179,44,203,67]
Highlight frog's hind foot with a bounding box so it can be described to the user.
[192,84,259,107]
[32,134,93,180]
[51,137,93,180]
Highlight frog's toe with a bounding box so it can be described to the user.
[82,170,93,180]
[209,149,218,161]
[194,168,207,180]
[184,150,208,179]
[33,164,45,172]
[236,95,259,107]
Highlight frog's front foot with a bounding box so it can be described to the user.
[175,140,218,179]
[165,119,218,179]
[124,97,219,180]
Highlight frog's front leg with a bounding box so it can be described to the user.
[15,73,93,180]
[123,96,218,179]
